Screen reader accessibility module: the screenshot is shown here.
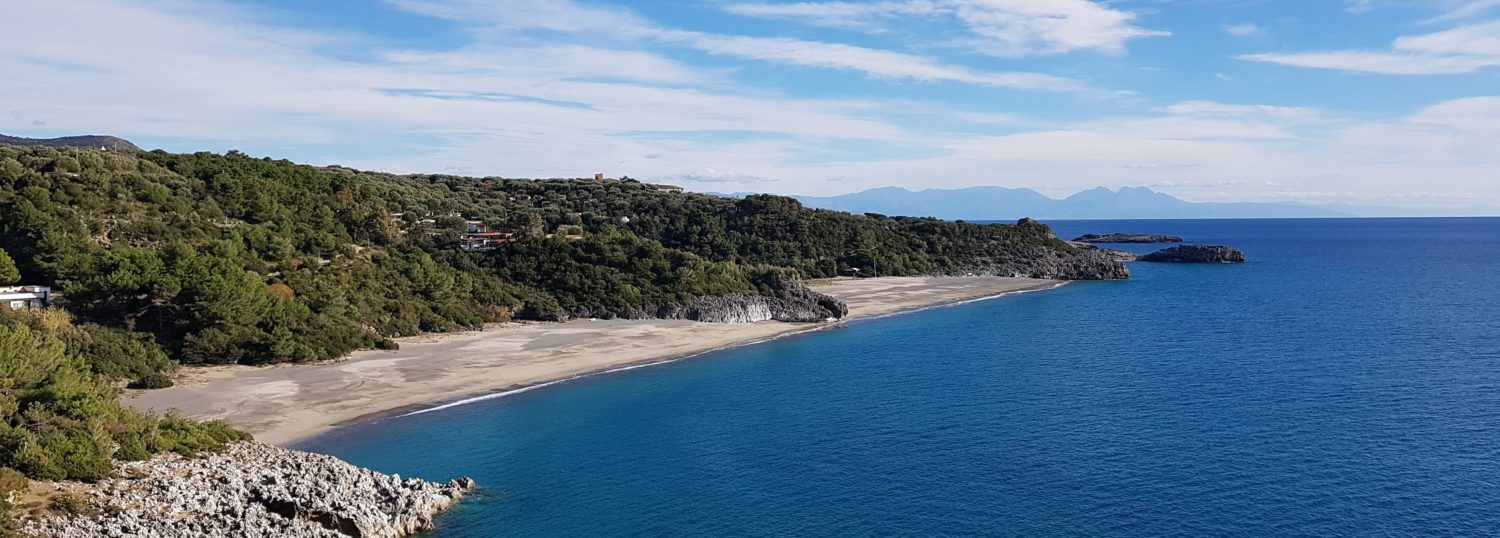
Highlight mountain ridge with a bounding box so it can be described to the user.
[0,133,142,151]
[710,185,1491,220]
[777,185,1344,220]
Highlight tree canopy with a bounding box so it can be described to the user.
[0,249,17,285]
[0,144,1083,373]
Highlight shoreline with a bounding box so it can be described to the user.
[125,277,1067,446]
[329,279,1068,431]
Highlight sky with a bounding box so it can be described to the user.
[3,0,1499,208]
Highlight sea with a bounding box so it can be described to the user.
[296,218,1500,537]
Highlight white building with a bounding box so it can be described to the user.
[0,285,51,311]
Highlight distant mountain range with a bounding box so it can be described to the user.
[0,133,142,151]
[715,186,1497,220]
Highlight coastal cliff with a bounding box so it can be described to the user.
[939,219,1130,280]
[26,442,474,538]
[665,285,850,323]
[954,246,1131,280]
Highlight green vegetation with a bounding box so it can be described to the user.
[1,144,1082,374]
[47,494,97,518]
[0,144,1095,519]
[0,468,25,535]
[0,250,17,285]
[0,311,247,480]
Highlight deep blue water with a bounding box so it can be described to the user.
[298,218,1500,537]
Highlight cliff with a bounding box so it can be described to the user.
[26,442,474,538]
[665,284,849,323]
[936,219,1130,280]
[943,246,1132,280]
[566,278,850,323]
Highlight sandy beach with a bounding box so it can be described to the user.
[125,277,1061,445]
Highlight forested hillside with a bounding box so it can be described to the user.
[1,145,1121,377]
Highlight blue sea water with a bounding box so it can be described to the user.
[297,218,1500,537]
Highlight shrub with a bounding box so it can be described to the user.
[62,324,174,382]
[49,494,99,517]
[127,373,174,390]
[374,338,399,351]
[0,469,26,498]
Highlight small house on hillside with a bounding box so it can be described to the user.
[651,184,684,193]
[460,232,516,252]
[1,285,51,311]
[465,220,488,234]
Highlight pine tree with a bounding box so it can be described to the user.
[0,248,19,285]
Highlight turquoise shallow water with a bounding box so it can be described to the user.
[297,218,1500,537]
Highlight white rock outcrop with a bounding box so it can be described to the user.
[27,442,474,538]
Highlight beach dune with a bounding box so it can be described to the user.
[125,277,1060,445]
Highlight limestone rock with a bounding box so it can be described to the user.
[26,442,474,538]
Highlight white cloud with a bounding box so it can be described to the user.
[1343,0,1500,21]
[657,168,779,184]
[381,0,650,32]
[385,0,1088,92]
[723,0,1168,55]
[1223,22,1261,38]
[3,0,1497,208]
[1435,0,1500,20]
[655,31,1088,91]
[1240,20,1500,74]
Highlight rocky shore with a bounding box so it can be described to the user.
[666,285,850,323]
[26,442,474,538]
[942,219,1131,280]
[560,277,850,323]
[946,246,1131,280]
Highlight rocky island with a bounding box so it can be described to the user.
[1138,245,1246,263]
[26,442,474,538]
[1073,233,1184,243]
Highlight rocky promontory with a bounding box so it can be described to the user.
[1073,233,1184,244]
[1138,245,1246,263]
[944,219,1130,280]
[664,284,850,323]
[950,246,1131,280]
[26,442,474,538]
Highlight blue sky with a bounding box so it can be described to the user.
[3,0,1499,208]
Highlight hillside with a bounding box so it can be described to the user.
[1,145,1124,374]
[0,133,142,152]
[0,143,1127,521]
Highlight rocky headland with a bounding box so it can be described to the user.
[1068,242,1141,263]
[1138,245,1246,263]
[1073,233,1184,243]
[946,246,1131,280]
[944,219,1131,280]
[665,285,850,323]
[25,442,474,538]
[565,277,851,323]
